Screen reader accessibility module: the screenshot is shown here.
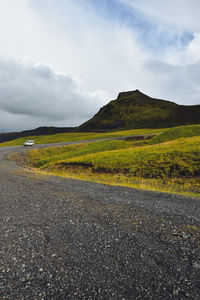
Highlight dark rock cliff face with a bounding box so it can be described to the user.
[78,90,200,131]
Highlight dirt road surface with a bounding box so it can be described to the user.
[0,145,200,299]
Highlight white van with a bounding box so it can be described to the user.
[24,140,35,147]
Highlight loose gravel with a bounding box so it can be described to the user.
[0,145,200,299]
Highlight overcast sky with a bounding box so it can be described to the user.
[0,0,200,132]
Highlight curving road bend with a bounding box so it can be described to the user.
[0,145,200,299]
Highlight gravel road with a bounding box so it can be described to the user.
[0,144,200,300]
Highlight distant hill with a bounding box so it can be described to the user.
[78,90,200,131]
[0,126,74,143]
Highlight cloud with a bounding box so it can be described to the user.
[141,60,200,105]
[0,0,149,132]
[0,0,200,132]
[0,56,104,131]
[185,33,200,63]
[119,0,200,33]
[114,0,200,105]
[30,0,200,104]
[29,0,147,95]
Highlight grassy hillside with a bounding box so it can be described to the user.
[43,136,200,179]
[22,132,200,197]
[150,124,200,144]
[78,90,200,131]
[26,140,132,168]
[0,128,163,147]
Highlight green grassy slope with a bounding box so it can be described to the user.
[0,128,163,147]
[47,136,200,179]
[8,123,200,196]
[78,90,200,131]
[150,124,200,144]
[26,140,132,168]
[23,129,200,196]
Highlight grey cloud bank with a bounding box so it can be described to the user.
[0,57,101,132]
[142,60,200,105]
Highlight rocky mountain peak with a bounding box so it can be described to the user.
[117,89,143,99]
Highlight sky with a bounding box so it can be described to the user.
[0,0,200,132]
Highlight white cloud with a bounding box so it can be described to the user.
[0,0,200,132]
[116,0,200,105]
[0,0,149,131]
[185,33,200,63]
[29,0,147,95]
[0,0,146,96]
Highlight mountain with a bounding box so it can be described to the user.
[1,90,200,143]
[0,126,74,143]
[78,90,200,131]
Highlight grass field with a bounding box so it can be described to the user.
[6,124,200,197]
[19,124,200,197]
[0,128,164,147]
[150,124,200,144]
[60,136,200,178]
[26,140,132,168]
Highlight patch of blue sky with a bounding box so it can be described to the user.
[31,0,193,54]
[83,0,145,25]
[84,0,193,53]
[139,30,193,55]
